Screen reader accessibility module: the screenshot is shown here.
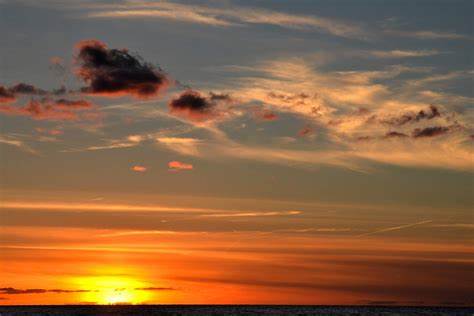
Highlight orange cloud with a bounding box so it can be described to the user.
[0,101,77,121]
[55,99,92,109]
[131,165,147,172]
[168,161,193,171]
[0,98,99,122]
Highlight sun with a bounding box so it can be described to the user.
[102,288,134,305]
[73,274,151,305]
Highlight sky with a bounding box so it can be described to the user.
[0,0,473,306]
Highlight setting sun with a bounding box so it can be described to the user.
[73,275,151,305]
[102,289,134,305]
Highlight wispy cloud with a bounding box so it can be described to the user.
[200,210,302,218]
[97,230,191,237]
[209,57,473,171]
[0,135,37,154]
[156,137,203,156]
[88,8,232,27]
[273,227,352,233]
[0,201,218,213]
[65,54,473,172]
[83,0,366,39]
[81,140,140,151]
[63,126,194,152]
[429,223,474,229]
[0,201,304,220]
[369,50,441,58]
[357,220,433,237]
[387,30,471,40]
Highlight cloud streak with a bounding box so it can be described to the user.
[0,287,93,295]
[0,135,37,154]
[84,1,366,39]
[200,210,302,218]
[357,220,433,237]
[369,50,441,58]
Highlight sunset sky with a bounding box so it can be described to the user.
[0,0,473,306]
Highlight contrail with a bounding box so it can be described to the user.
[356,220,433,237]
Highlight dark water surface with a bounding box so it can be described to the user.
[0,305,472,316]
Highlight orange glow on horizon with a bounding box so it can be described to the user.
[71,270,154,305]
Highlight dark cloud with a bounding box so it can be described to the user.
[75,40,169,98]
[170,90,211,112]
[0,287,93,295]
[9,83,47,96]
[412,126,450,138]
[0,86,15,103]
[0,286,173,296]
[52,86,67,96]
[0,83,48,104]
[169,90,230,121]
[384,131,408,138]
[381,105,441,126]
[0,83,66,104]
[355,125,455,141]
[356,136,373,141]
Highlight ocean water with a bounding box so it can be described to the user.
[0,305,472,316]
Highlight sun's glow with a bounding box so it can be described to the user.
[73,274,152,305]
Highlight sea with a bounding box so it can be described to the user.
[0,305,472,316]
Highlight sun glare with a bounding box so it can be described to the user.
[73,274,151,305]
